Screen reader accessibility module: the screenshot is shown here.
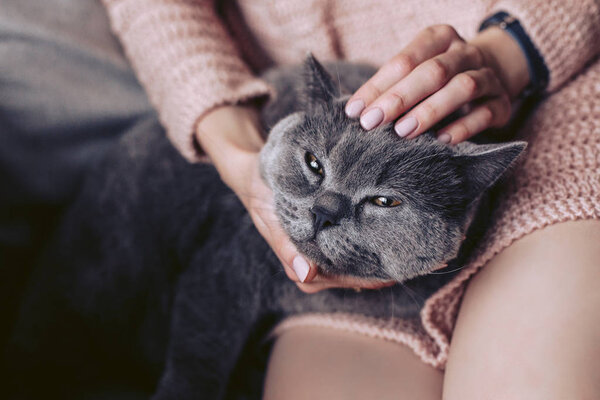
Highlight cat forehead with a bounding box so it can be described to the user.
[295,108,452,175]
[290,108,454,195]
[297,103,394,151]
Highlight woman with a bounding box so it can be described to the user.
[102,1,599,397]
[3,0,598,397]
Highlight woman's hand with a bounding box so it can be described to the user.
[196,105,394,293]
[345,25,530,143]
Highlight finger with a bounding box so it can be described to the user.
[245,185,318,284]
[296,280,395,294]
[295,281,335,294]
[436,96,512,143]
[395,68,503,138]
[248,208,294,279]
[335,278,396,290]
[265,225,318,284]
[346,25,462,118]
[362,46,484,130]
[299,273,396,291]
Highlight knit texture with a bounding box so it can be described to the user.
[101,0,273,161]
[489,0,600,91]
[276,59,600,369]
[102,0,600,369]
[102,0,600,161]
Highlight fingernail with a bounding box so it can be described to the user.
[292,256,310,283]
[360,108,384,130]
[394,117,418,137]
[432,263,448,271]
[437,133,452,144]
[345,99,365,118]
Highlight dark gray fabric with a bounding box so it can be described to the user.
[0,0,153,206]
[0,0,156,348]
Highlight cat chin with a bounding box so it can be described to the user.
[293,238,332,267]
[292,238,393,281]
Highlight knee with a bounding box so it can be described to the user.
[442,221,600,399]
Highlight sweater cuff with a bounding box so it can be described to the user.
[163,75,272,163]
[102,0,273,162]
[488,0,600,92]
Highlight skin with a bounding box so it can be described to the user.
[198,23,599,397]
[263,326,443,400]
[197,106,394,293]
[264,220,600,399]
[346,26,529,143]
[196,25,529,291]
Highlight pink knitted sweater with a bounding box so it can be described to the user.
[102,0,600,369]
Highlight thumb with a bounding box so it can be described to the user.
[245,194,317,284]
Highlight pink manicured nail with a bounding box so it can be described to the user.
[437,133,452,144]
[292,256,310,283]
[345,99,365,118]
[431,263,448,271]
[360,108,384,130]
[394,117,418,137]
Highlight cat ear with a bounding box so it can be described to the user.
[301,53,337,111]
[453,141,527,198]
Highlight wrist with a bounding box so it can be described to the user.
[470,26,530,100]
[196,105,265,189]
[196,105,264,153]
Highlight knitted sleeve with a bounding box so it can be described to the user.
[101,0,272,161]
[487,0,600,92]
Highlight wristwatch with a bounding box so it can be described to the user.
[480,11,549,98]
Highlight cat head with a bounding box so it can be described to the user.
[260,55,525,282]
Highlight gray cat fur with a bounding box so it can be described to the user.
[6,56,525,399]
[261,55,525,281]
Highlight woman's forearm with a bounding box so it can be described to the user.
[196,105,265,188]
[486,0,600,92]
[470,26,530,100]
[102,0,271,162]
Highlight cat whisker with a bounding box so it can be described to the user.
[428,265,465,275]
[389,285,395,320]
[269,269,287,280]
[397,281,424,311]
[334,64,342,97]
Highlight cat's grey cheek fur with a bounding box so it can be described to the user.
[377,212,464,281]
[260,111,318,243]
[354,206,464,281]
[259,112,304,188]
[274,196,314,242]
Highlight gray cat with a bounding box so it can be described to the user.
[5,56,525,399]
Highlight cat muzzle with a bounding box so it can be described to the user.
[310,191,352,233]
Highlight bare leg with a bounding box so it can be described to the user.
[444,220,600,399]
[263,326,442,400]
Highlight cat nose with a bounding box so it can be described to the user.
[310,205,338,231]
[310,192,351,233]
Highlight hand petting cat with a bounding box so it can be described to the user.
[197,24,530,293]
[196,106,395,293]
[345,24,530,144]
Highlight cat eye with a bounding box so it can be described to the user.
[370,196,402,207]
[304,152,324,176]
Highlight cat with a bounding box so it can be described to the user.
[4,55,525,399]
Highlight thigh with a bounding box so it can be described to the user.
[444,220,600,399]
[263,326,443,400]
